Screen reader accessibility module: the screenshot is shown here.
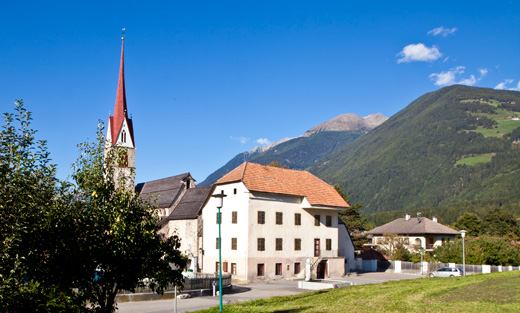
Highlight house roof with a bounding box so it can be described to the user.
[137,173,192,208]
[359,248,389,260]
[367,217,460,236]
[109,39,135,146]
[216,162,350,208]
[158,186,213,225]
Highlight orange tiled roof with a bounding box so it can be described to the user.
[216,162,350,208]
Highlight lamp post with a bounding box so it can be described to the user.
[460,230,466,276]
[212,193,227,312]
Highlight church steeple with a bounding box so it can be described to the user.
[108,35,135,148]
[106,31,136,190]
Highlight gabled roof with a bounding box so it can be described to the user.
[109,40,135,146]
[216,162,349,208]
[158,186,213,225]
[137,173,192,208]
[367,217,460,236]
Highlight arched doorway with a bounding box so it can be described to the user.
[316,260,328,279]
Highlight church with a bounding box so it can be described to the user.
[105,36,210,272]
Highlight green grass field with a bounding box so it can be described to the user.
[456,154,494,167]
[467,107,520,138]
[195,271,520,313]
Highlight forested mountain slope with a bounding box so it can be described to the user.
[309,85,520,219]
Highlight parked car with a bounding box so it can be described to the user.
[429,267,464,277]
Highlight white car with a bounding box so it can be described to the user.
[429,267,464,277]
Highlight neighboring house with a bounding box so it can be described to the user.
[136,174,213,271]
[201,162,354,283]
[366,214,460,252]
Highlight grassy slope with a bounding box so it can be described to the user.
[309,85,520,218]
[195,271,520,313]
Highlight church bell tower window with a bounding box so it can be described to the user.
[122,130,127,143]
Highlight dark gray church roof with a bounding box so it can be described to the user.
[162,186,213,223]
[367,217,460,236]
[137,173,192,208]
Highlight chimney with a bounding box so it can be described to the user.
[405,214,410,221]
[433,217,438,223]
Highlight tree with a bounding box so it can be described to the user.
[433,237,520,266]
[70,124,187,312]
[1,102,187,312]
[0,100,82,311]
[482,208,520,239]
[377,233,413,261]
[454,212,482,237]
[334,185,367,249]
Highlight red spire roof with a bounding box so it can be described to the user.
[109,39,134,146]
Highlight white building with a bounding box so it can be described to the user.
[201,162,354,283]
[366,214,460,252]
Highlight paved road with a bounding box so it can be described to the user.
[117,272,421,313]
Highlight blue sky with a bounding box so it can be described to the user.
[1,1,519,184]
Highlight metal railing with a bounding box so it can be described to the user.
[119,274,232,295]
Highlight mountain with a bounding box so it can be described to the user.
[309,85,520,223]
[199,113,387,186]
[303,113,387,136]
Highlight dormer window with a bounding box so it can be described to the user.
[121,130,127,143]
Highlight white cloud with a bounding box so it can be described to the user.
[397,43,442,63]
[429,66,487,86]
[427,26,457,37]
[256,138,271,145]
[495,79,520,91]
[230,136,249,144]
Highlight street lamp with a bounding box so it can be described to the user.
[212,193,227,312]
[460,230,466,276]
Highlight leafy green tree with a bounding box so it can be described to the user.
[454,212,482,237]
[70,124,187,313]
[0,100,82,311]
[482,208,520,239]
[334,185,367,249]
[433,237,520,266]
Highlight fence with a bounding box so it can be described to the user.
[357,258,520,276]
[119,273,232,295]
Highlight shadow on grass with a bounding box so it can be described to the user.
[271,307,312,313]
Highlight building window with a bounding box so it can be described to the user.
[326,215,332,227]
[276,212,283,225]
[294,238,301,251]
[295,213,301,225]
[231,263,237,275]
[121,130,127,143]
[223,262,228,272]
[215,237,220,249]
[314,214,320,226]
[215,262,219,272]
[276,238,283,251]
[258,211,265,224]
[216,212,221,224]
[234,188,237,194]
[275,263,282,275]
[257,238,265,251]
[257,264,265,276]
[326,239,332,251]
[294,262,301,274]
[231,238,237,250]
[232,211,237,224]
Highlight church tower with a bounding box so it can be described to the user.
[106,35,135,189]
